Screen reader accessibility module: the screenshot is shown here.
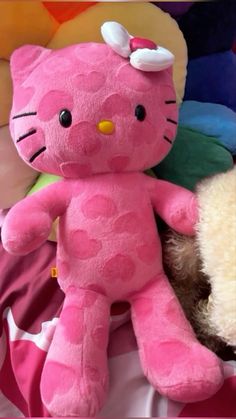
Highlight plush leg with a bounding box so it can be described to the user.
[130,273,224,403]
[40,287,110,416]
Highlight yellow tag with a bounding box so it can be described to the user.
[51,267,58,278]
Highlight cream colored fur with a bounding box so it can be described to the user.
[196,167,236,348]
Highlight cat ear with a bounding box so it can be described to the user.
[10,45,51,85]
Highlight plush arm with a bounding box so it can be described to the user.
[2,180,70,255]
[146,176,198,235]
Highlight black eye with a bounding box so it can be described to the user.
[59,109,72,128]
[135,104,146,121]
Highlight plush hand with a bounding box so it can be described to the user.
[2,199,52,255]
[169,193,198,234]
[148,178,198,235]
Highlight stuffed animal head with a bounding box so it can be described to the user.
[9,22,178,178]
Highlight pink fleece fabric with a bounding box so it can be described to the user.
[0,125,38,209]
[2,41,223,416]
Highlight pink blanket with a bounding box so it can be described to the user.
[0,238,236,417]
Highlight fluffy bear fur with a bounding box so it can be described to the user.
[162,167,236,358]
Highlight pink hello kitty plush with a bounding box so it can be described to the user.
[2,22,223,417]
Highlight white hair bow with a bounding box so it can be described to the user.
[101,21,174,72]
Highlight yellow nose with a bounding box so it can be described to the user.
[97,120,115,135]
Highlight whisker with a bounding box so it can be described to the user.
[165,100,176,104]
[29,146,46,163]
[17,129,37,143]
[166,118,177,125]
[13,112,37,120]
[163,135,172,144]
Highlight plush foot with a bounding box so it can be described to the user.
[142,339,223,402]
[40,288,110,416]
[130,274,224,403]
[41,360,108,416]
